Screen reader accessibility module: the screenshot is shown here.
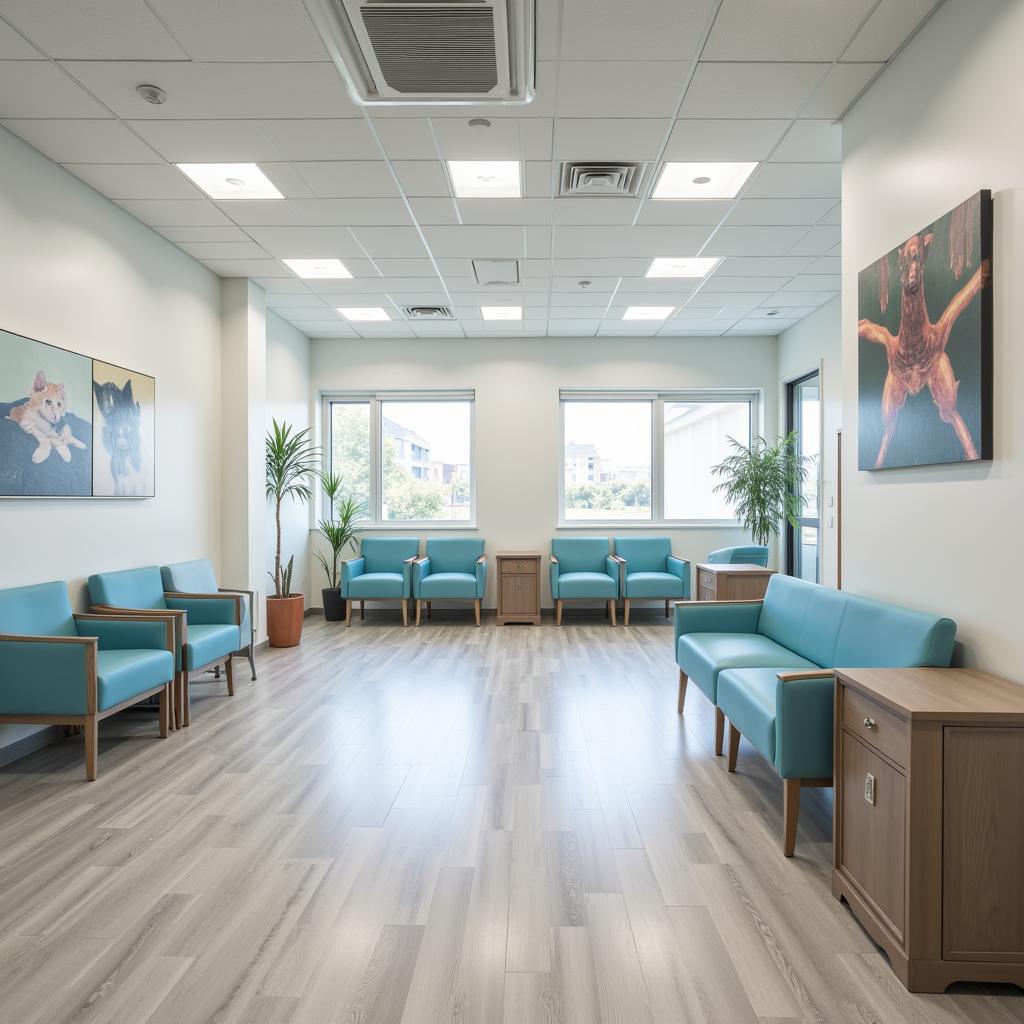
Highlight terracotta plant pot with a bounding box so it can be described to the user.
[322,588,346,622]
[267,594,304,648]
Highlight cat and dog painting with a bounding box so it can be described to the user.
[0,329,154,497]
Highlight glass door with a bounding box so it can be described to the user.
[786,371,821,582]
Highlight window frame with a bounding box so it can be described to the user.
[321,389,476,529]
[558,388,759,528]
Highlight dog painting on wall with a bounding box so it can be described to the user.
[92,360,155,497]
[858,191,993,470]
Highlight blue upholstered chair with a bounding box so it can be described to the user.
[161,559,256,681]
[612,536,690,625]
[88,565,243,729]
[0,581,176,779]
[550,537,619,625]
[412,538,486,626]
[706,545,769,566]
[341,536,419,627]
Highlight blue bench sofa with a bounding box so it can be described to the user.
[674,574,956,855]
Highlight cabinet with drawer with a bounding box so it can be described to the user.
[695,562,775,602]
[833,667,1024,992]
[496,552,541,625]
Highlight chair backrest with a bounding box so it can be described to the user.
[706,545,769,566]
[361,536,419,574]
[552,537,610,574]
[613,536,670,573]
[161,559,218,594]
[756,574,956,670]
[87,565,167,610]
[424,537,484,574]
[0,580,77,637]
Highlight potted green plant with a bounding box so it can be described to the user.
[315,470,364,622]
[710,431,808,547]
[266,419,319,647]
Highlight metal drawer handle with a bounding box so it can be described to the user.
[863,717,876,730]
[516,562,523,569]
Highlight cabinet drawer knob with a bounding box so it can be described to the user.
[702,575,712,584]
[515,562,523,569]
[863,716,876,730]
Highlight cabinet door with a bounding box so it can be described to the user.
[501,574,537,616]
[839,731,907,941]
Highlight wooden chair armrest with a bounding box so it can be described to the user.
[164,591,244,626]
[609,554,625,564]
[550,555,559,564]
[90,604,185,619]
[776,669,834,682]
[218,586,255,599]
[74,613,177,656]
[476,555,486,565]
[0,632,96,645]
[403,556,418,564]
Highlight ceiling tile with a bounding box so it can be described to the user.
[724,198,836,226]
[703,0,876,60]
[548,258,652,277]
[457,199,553,225]
[0,0,186,59]
[771,120,842,162]
[744,163,841,199]
[391,160,450,197]
[408,198,460,225]
[788,224,841,255]
[524,161,554,198]
[244,226,369,260]
[64,162,202,199]
[292,160,399,198]
[557,61,691,117]
[844,0,940,61]
[554,118,669,160]
[349,227,428,259]
[261,118,381,161]
[0,62,108,116]
[125,120,284,162]
[2,118,161,163]
[637,200,731,226]
[116,198,233,226]
[525,225,552,258]
[431,116,543,160]
[818,203,841,226]
[146,0,327,60]
[178,240,269,261]
[0,18,41,57]
[560,0,712,60]
[765,289,838,307]
[804,62,883,118]
[553,225,710,258]
[663,119,789,161]
[288,198,412,226]
[258,162,315,198]
[369,117,437,160]
[700,225,808,257]
[214,200,304,226]
[804,256,841,274]
[680,62,826,117]
[777,273,842,292]
[715,256,814,276]
[702,275,790,293]
[201,258,291,277]
[554,198,640,225]
[155,224,251,243]
[374,259,438,277]
[422,226,526,258]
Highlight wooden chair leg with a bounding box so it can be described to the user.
[727,724,740,772]
[427,601,432,620]
[248,642,257,681]
[360,600,365,620]
[173,671,182,729]
[214,665,221,679]
[677,670,688,714]
[665,599,670,617]
[159,685,169,738]
[783,778,801,857]
[609,599,617,626]
[402,600,409,627]
[415,599,422,626]
[556,599,563,626]
[225,657,234,696]
[182,670,191,727]
[84,716,98,781]
[624,599,630,626]
[714,707,725,756]
[474,599,481,627]
[347,599,353,626]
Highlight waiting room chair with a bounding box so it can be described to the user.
[550,537,619,625]
[413,538,486,626]
[0,580,175,779]
[88,565,242,728]
[161,559,256,681]
[706,545,769,566]
[341,537,419,626]
[612,536,690,625]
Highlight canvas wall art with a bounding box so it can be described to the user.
[858,190,993,470]
[92,360,155,498]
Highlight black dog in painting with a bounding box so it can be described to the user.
[93,378,143,496]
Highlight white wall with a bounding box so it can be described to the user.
[0,127,222,750]
[841,0,1023,670]
[266,312,312,613]
[778,297,841,587]
[311,335,778,609]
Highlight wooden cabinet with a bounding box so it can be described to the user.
[833,667,1024,992]
[496,552,541,625]
[695,562,775,602]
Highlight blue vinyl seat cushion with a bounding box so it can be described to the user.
[162,559,250,642]
[716,667,783,765]
[556,571,618,599]
[417,572,477,599]
[185,624,240,671]
[97,649,174,710]
[346,572,406,599]
[625,571,685,598]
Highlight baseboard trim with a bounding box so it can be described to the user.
[0,725,64,768]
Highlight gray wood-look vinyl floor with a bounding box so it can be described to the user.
[1,612,1022,1024]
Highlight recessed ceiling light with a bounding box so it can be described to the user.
[136,83,166,105]
[338,307,390,321]
[646,257,721,278]
[481,306,522,320]
[176,162,282,200]
[448,161,521,199]
[651,161,758,200]
[283,258,351,279]
[623,306,674,321]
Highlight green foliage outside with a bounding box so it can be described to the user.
[565,479,651,514]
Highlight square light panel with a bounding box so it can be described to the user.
[481,306,522,320]
[448,161,521,199]
[623,306,674,320]
[283,258,352,279]
[338,307,390,321]
[646,257,721,278]
[176,163,282,200]
[652,162,758,200]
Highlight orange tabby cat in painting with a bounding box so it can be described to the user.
[6,370,87,464]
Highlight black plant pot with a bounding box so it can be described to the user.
[322,588,346,622]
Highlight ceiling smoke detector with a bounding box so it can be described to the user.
[136,83,167,105]
[559,162,646,198]
[404,306,455,320]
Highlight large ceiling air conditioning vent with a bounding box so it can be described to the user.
[301,0,535,105]
[560,162,647,198]
[404,305,455,320]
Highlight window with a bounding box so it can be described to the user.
[786,371,821,582]
[560,391,755,524]
[324,392,474,525]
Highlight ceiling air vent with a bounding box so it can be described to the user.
[301,0,535,105]
[559,162,647,198]
[472,258,519,285]
[404,305,455,320]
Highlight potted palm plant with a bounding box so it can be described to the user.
[266,419,319,647]
[710,431,808,547]
[316,470,364,622]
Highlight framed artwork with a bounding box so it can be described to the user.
[858,190,993,470]
[0,327,154,499]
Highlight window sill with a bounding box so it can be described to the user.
[556,520,745,531]
[310,522,478,533]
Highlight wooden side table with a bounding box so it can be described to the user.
[496,552,541,625]
[833,666,1024,992]
[695,562,775,602]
